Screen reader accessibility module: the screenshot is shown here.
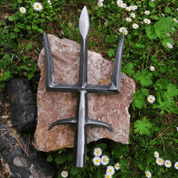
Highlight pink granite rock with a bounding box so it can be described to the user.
[32,34,136,152]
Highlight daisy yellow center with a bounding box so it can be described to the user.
[176,164,178,167]
[22,9,24,11]
[146,12,148,14]
[131,7,134,9]
[121,29,124,31]
[134,25,137,27]
[63,173,66,175]
[99,3,101,5]
[169,44,171,47]
[96,151,99,154]
[150,98,153,101]
[124,31,127,34]
[107,176,109,178]
[166,162,169,165]
[123,4,125,7]
[109,169,112,172]
[174,19,176,22]
[159,159,162,163]
[146,173,149,176]
[103,158,106,162]
[116,165,118,168]
[155,154,157,156]
[96,159,99,162]
[36,5,39,8]
[146,20,148,23]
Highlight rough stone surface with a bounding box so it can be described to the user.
[32,34,136,152]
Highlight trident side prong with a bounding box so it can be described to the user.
[44,6,124,168]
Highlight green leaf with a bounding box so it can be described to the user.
[8,16,16,21]
[121,63,135,75]
[70,167,83,175]
[135,43,145,48]
[17,0,22,3]
[55,154,67,165]
[134,116,152,135]
[32,25,38,30]
[26,25,31,30]
[132,89,148,110]
[5,53,11,62]
[68,21,72,28]
[145,26,157,40]
[26,43,33,51]
[108,49,115,57]
[10,32,17,38]
[67,153,73,161]
[0,70,10,80]
[37,28,43,33]
[95,143,107,152]
[135,69,153,87]
[149,1,155,7]
[148,140,156,146]
[138,163,144,170]
[164,7,171,13]
[47,155,53,162]
[27,73,34,80]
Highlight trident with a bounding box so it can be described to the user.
[43,6,124,168]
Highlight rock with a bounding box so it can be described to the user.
[32,34,135,152]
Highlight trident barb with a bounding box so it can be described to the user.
[43,6,124,168]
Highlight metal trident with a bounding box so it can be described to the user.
[43,6,124,168]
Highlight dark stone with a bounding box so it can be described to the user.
[7,77,37,132]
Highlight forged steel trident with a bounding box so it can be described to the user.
[43,6,124,168]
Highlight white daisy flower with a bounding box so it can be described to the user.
[126,6,131,11]
[166,33,170,37]
[167,42,173,49]
[61,171,68,178]
[48,0,52,5]
[172,28,175,31]
[165,160,172,168]
[177,127,178,131]
[177,8,178,11]
[175,162,178,169]
[123,30,128,35]
[145,171,152,178]
[117,2,123,7]
[106,166,115,175]
[150,66,155,71]
[145,10,150,15]
[94,148,102,157]
[115,162,120,170]
[117,0,123,4]
[126,17,132,22]
[98,2,103,7]
[105,173,112,178]
[161,13,165,17]
[133,23,139,29]
[131,13,136,18]
[93,156,101,166]
[147,95,156,104]
[130,6,134,11]
[122,3,127,8]
[133,5,138,10]
[33,2,43,11]
[19,7,26,14]
[151,0,155,1]
[143,19,151,24]
[174,18,178,23]
[154,151,159,158]
[156,157,164,166]
[99,0,104,2]
[101,155,109,165]
[119,27,126,33]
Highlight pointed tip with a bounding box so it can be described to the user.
[79,6,90,39]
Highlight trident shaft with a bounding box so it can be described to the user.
[43,6,124,168]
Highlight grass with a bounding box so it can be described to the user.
[0,0,178,177]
